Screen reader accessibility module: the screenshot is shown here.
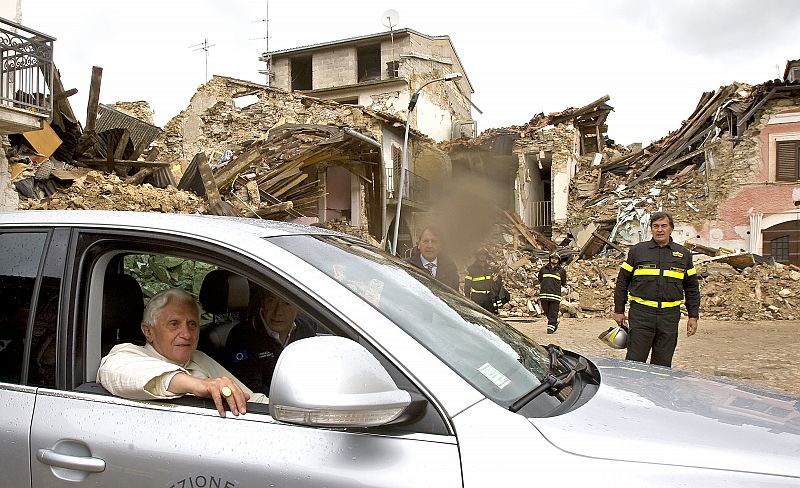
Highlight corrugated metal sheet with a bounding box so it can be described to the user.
[95,104,163,150]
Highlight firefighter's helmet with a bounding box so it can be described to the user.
[598,323,629,349]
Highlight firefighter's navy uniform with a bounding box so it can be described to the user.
[465,262,498,313]
[614,237,700,367]
[538,256,566,333]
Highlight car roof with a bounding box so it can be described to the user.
[0,210,341,239]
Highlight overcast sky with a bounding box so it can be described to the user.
[23,0,800,146]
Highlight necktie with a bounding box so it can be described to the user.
[425,262,436,277]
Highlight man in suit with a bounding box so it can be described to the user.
[405,226,459,290]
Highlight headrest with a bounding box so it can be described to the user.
[199,269,249,314]
[102,274,145,344]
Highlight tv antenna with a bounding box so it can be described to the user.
[381,9,399,77]
[253,1,271,86]
[189,38,215,81]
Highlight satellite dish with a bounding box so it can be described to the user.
[381,9,399,29]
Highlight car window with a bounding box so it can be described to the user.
[270,234,563,409]
[0,231,47,384]
[27,228,69,388]
[78,244,328,409]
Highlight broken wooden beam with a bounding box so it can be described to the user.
[123,148,161,185]
[77,158,170,168]
[502,210,557,251]
[85,66,103,133]
[53,87,78,102]
[213,145,263,191]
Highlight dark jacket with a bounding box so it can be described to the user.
[538,262,566,302]
[464,261,496,299]
[224,315,317,395]
[406,248,460,290]
[614,237,701,317]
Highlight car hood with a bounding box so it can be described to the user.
[530,358,800,478]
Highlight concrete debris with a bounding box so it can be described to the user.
[474,221,800,322]
[19,170,203,213]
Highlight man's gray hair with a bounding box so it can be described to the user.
[650,211,674,228]
[142,288,200,327]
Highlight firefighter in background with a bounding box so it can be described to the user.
[464,248,501,314]
[538,252,566,334]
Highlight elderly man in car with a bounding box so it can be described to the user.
[98,287,267,417]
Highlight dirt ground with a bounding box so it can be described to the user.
[507,317,800,396]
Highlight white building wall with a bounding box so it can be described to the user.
[0,0,22,23]
[415,95,452,142]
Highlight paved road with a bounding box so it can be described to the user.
[507,317,800,396]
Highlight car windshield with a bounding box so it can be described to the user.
[270,234,561,407]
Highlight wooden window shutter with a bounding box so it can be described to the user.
[391,145,402,191]
[776,140,800,182]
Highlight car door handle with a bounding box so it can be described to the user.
[37,448,106,473]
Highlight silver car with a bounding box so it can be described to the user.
[1,210,798,487]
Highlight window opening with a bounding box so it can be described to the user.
[357,44,381,82]
[290,55,312,91]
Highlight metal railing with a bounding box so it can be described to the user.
[529,200,552,229]
[386,168,430,203]
[0,18,54,117]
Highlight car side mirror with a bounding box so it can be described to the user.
[269,336,412,428]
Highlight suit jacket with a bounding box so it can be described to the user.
[406,249,460,290]
[97,342,268,403]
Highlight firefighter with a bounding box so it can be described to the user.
[613,211,700,367]
[465,248,500,313]
[538,252,566,334]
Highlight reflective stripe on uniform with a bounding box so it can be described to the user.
[632,268,685,280]
[470,289,491,294]
[620,262,633,272]
[540,293,562,301]
[466,275,492,281]
[542,273,562,280]
[629,294,682,308]
[662,270,684,280]
[687,267,697,276]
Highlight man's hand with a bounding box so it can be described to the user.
[686,317,698,337]
[169,373,251,417]
[613,312,625,325]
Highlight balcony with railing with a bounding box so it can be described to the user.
[0,17,54,134]
[529,200,552,235]
[385,167,430,205]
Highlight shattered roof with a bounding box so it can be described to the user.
[442,95,613,152]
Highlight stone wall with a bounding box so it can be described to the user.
[153,76,387,167]
[106,101,155,125]
[0,141,18,211]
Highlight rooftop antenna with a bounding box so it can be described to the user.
[253,1,271,86]
[189,38,216,81]
[382,9,399,77]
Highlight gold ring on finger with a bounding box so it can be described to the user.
[221,386,233,398]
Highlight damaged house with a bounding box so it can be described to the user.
[261,28,476,142]
[570,59,800,265]
[445,95,614,242]
[154,75,451,249]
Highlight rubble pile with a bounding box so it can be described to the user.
[699,261,800,320]
[19,170,203,213]
[320,219,382,248]
[475,221,800,321]
[568,163,713,232]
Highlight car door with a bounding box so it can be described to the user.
[0,227,66,488]
[30,228,462,487]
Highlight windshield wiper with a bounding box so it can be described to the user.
[509,344,588,412]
